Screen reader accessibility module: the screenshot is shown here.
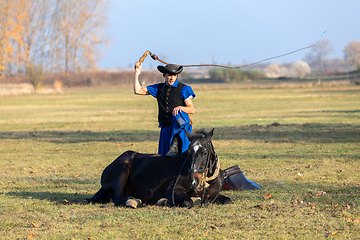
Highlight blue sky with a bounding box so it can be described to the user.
[98,0,359,70]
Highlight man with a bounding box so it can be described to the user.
[134,61,195,155]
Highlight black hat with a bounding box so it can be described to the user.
[157,64,183,75]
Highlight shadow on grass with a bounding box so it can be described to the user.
[0,129,160,143]
[6,182,360,207]
[1,123,359,144]
[211,123,360,143]
[4,177,97,203]
[6,191,93,203]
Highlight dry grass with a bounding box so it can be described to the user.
[0,83,359,239]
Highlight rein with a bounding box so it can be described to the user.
[204,141,220,182]
[172,154,189,206]
[203,142,222,206]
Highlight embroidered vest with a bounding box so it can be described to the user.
[157,82,185,127]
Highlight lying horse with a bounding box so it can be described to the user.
[89,129,231,208]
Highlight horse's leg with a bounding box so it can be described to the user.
[88,187,113,204]
[112,159,132,207]
[209,194,232,205]
[172,190,194,208]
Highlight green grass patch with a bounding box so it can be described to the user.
[0,84,359,239]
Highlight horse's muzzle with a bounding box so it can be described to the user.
[189,168,206,189]
[189,172,203,190]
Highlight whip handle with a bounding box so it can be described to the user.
[138,50,149,64]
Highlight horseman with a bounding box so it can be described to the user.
[134,61,196,156]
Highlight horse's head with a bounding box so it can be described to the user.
[186,128,215,190]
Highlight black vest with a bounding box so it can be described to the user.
[157,82,185,127]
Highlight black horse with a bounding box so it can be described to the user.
[89,129,231,208]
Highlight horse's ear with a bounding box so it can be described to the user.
[206,128,214,140]
[185,129,192,139]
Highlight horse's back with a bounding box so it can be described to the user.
[100,150,179,202]
[128,154,186,203]
[101,151,135,178]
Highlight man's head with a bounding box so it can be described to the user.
[157,64,183,86]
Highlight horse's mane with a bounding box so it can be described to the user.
[189,129,208,140]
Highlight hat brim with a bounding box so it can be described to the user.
[157,65,183,75]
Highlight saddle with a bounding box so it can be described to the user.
[222,165,261,191]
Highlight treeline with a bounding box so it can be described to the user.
[208,68,267,82]
[1,70,161,88]
[0,0,109,77]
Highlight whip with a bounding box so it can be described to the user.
[137,31,326,69]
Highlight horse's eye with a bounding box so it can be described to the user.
[202,151,208,156]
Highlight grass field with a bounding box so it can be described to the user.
[0,83,359,239]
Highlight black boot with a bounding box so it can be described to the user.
[166,134,180,156]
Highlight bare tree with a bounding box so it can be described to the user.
[0,0,12,77]
[20,0,54,73]
[304,39,334,73]
[0,0,109,76]
[344,41,360,71]
[57,0,109,73]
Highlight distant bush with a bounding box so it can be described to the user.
[26,64,43,92]
[208,68,266,82]
[2,70,161,88]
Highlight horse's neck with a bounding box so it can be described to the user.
[205,157,220,181]
[176,151,191,175]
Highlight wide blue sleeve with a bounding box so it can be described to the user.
[181,85,196,100]
[170,111,192,153]
[146,83,160,98]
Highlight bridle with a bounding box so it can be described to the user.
[188,141,221,205]
[172,139,221,206]
[188,143,211,189]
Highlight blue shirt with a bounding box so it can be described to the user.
[147,79,196,103]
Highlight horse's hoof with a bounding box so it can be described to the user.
[184,200,194,209]
[191,197,201,206]
[125,198,142,209]
[156,198,169,206]
[223,198,232,205]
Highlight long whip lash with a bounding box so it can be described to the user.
[138,31,326,69]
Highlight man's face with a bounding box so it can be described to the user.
[164,73,178,86]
